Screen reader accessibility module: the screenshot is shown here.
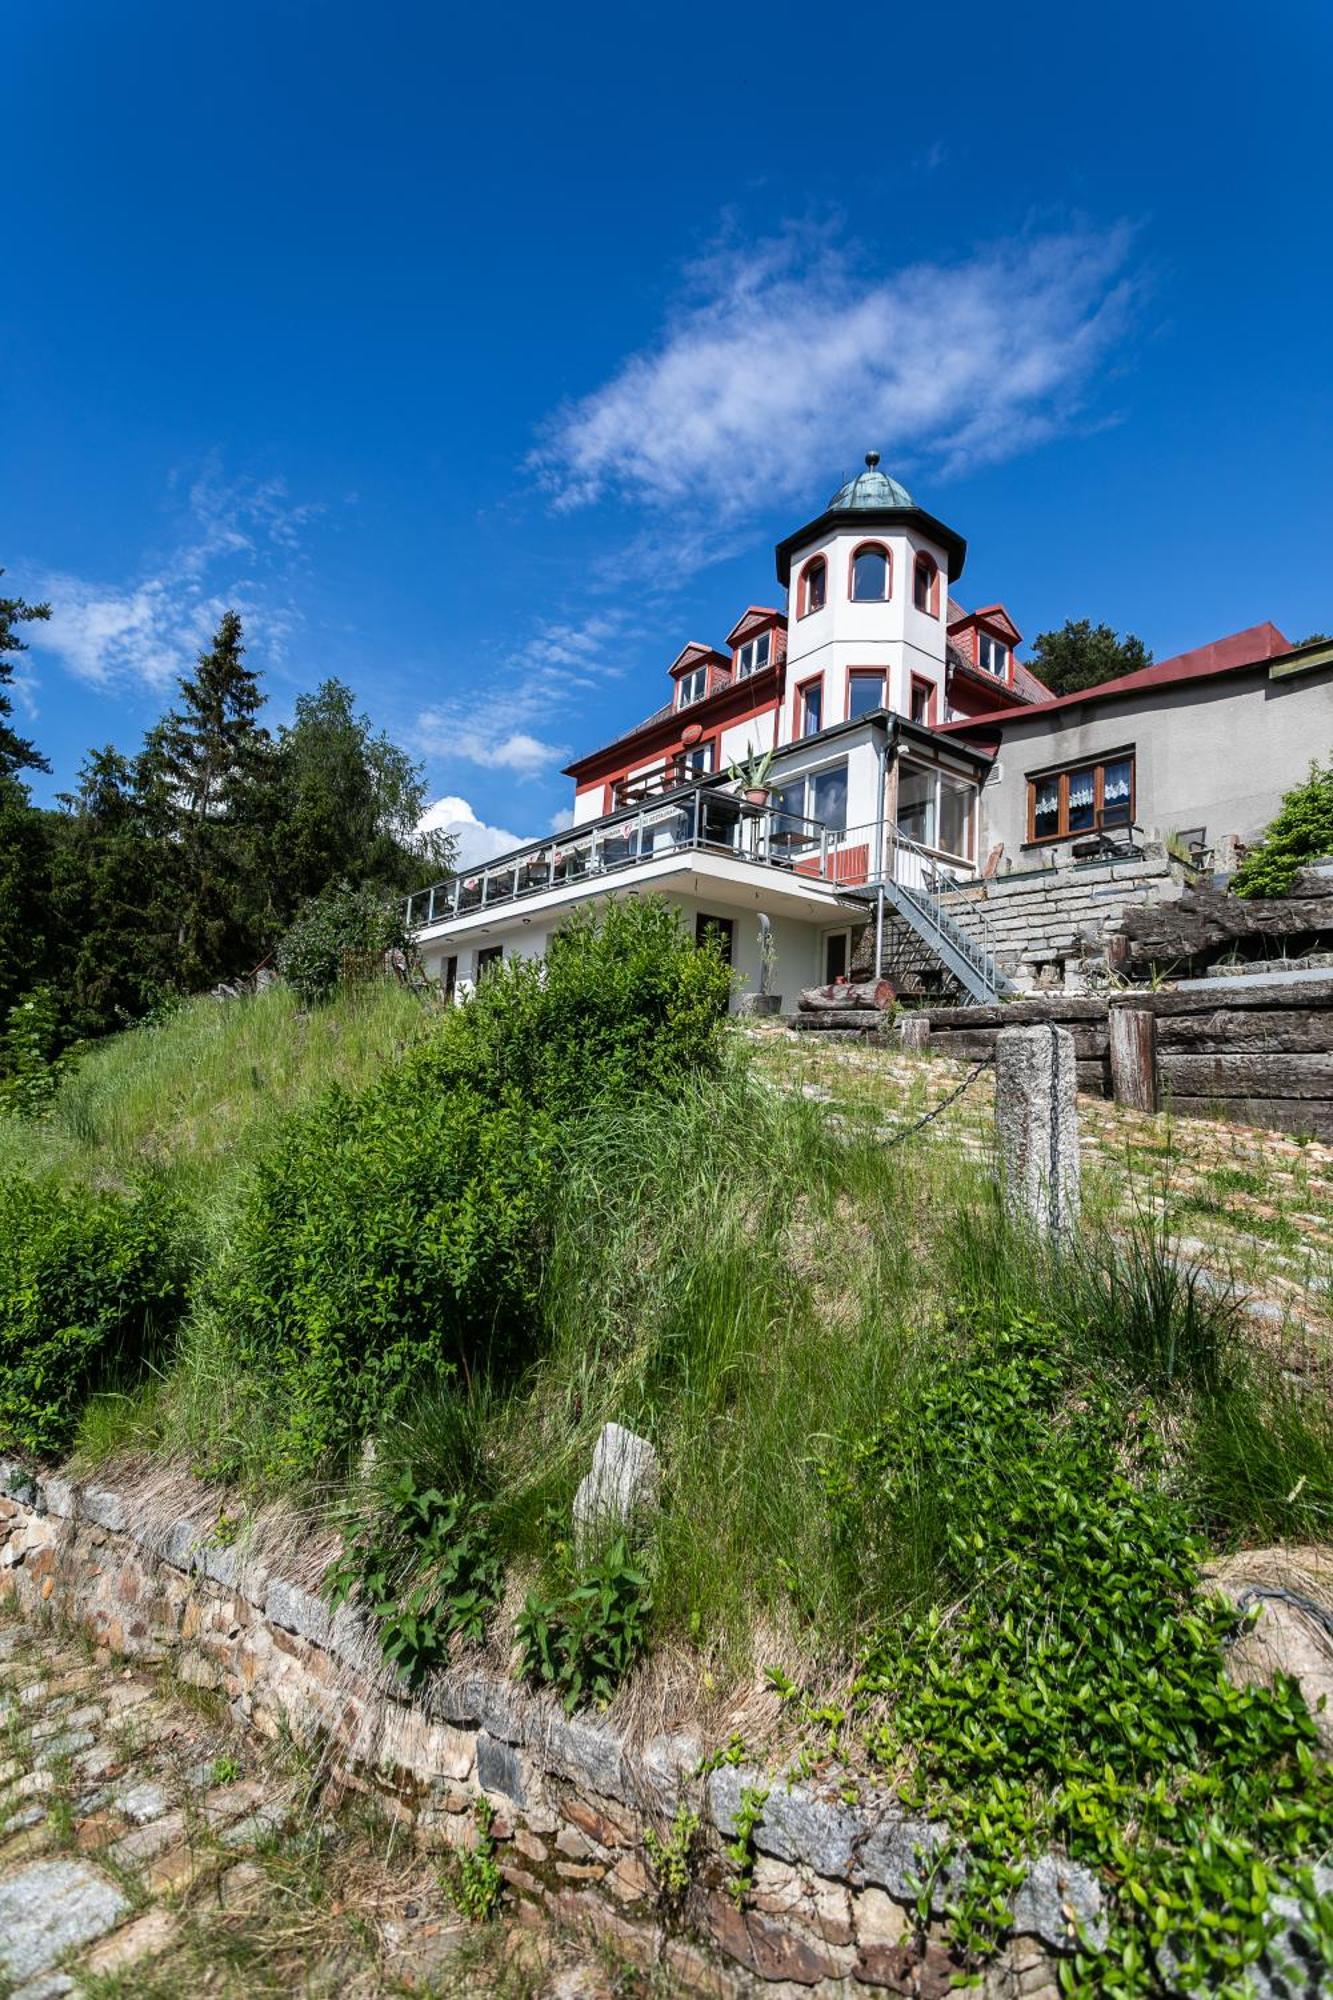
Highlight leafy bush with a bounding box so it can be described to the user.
[408,896,732,1120]
[0,1175,183,1457]
[276,879,409,1004]
[0,989,73,1121]
[216,1079,557,1476]
[849,1312,1333,1995]
[516,1535,651,1712]
[443,1799,504,1921]
[325,1468,502,1688]
[1233,756,1333,898]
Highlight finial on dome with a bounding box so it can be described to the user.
[865,449,880,470]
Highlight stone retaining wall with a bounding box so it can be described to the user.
[943,853,1181,994]
[922,975,1333,1140]
[0,1460,1089,1998]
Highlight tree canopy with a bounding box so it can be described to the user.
[0,595,453,1063]
[1027,619,1153,698]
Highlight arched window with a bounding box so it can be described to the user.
[850,544,890,601]
[913,553,939,616]
[800,558,827,617]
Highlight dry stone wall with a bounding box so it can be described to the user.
[944,852,1181,994]
[0,1459,1089,1998]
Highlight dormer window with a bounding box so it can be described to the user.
[913,554,940,616]
[799,558,827,617]
[850,544,891,602]
[978,633,1008,677]
[736,631,771,679]
[677,665,708,708]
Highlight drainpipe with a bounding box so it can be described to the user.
[871,717,899,978]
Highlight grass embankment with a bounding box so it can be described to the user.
[4,926,1333,1996]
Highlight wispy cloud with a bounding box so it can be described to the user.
[415,612,628,783]
[531,219,1139,528]
[33,467,320,692]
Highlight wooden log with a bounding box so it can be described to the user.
[1166,1097,1333,1143]
[1077,1060,1112,1096]
[925,997,1108,1030]
[932,1025,1108,1062]
[1158,1053,1333,1100]
[1155,1008,1333,1054]
[1109,1007,1158,1113]
[1116,977,1333,1017]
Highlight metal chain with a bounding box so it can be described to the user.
[876,1052,995,1151]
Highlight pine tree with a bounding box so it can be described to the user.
[0,574,51,781]
[1028,619,1153,698]
[140,611,278,990]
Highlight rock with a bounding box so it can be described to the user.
[751,1781,863,1877]
[857,1817,961,1911]
[0,1859,130,1983]
[853,1937,956,1994]
[529,1709,627,1803]
[1010,1854,1108,1953]
[80,1488,127,1534]
[1208,1548,1333,1756]
[476,1731,525,1806]
[41,1479,75,1520]
[572,1423,660,1550]
[263,1577,333,1649]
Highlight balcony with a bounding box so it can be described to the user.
[405,780,981,935]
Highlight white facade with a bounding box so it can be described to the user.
[780,523,951,737]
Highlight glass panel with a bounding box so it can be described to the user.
[810,763,848,835]
[801,682,823,735]
[938,776,974,859]
[805,563,826,612]
[754,631,770,668]
[910,679,931,724]
[1032,776,1060,838]
[1067,766,1096,832]
[848,672,885,720]
[1101,757,1133,826]
[897,762,936,847]
[852,548,887,600]
[768,777,808,854]
[914,560,935,611]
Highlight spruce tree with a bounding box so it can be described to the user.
[1027,619,1153,697]
[141,610,278,990]
[0,573,51,781]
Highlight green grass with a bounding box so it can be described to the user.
[0,980,427,1209]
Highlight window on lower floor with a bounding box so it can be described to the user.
[1028,752,1135,842]
[847,669,886,720]
[443,954,458,997]
[475,944,503,979]
[896,759,976,859]
[695,912,735,965]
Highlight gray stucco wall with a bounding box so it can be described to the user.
[977,662,1333,864]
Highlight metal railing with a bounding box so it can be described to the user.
[404,787,1008,1002]
[404,783,838,931]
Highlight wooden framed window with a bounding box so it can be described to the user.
[799,558,827,617]
[676,665,708,708]
[794,675,824,739]
[1027,753,1135,843]
[909,675,936,726]
[978,632,1009,677]
[913,553,940,616]
[475,944,503,980]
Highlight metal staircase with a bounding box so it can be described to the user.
[855,828,1015,1007]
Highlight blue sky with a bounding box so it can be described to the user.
[6,0,1332,863]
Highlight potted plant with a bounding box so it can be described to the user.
[728,746,776,806]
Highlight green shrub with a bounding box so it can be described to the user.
[215,1079,557,1477]
[409,896,732,1119]
[0,989,73,1121]
[516,1535,651,1712]
[325,1468,502,1689]
[850,1311,1333,1993]
[1233,756,1333,898]
[275,880,408,1005]
[0,1176,183,1457]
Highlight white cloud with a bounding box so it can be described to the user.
[418,794,531,869]
[32,468,317,692]
[531,220,1138,521]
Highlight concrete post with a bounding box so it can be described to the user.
[995,1024,1081,1241]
